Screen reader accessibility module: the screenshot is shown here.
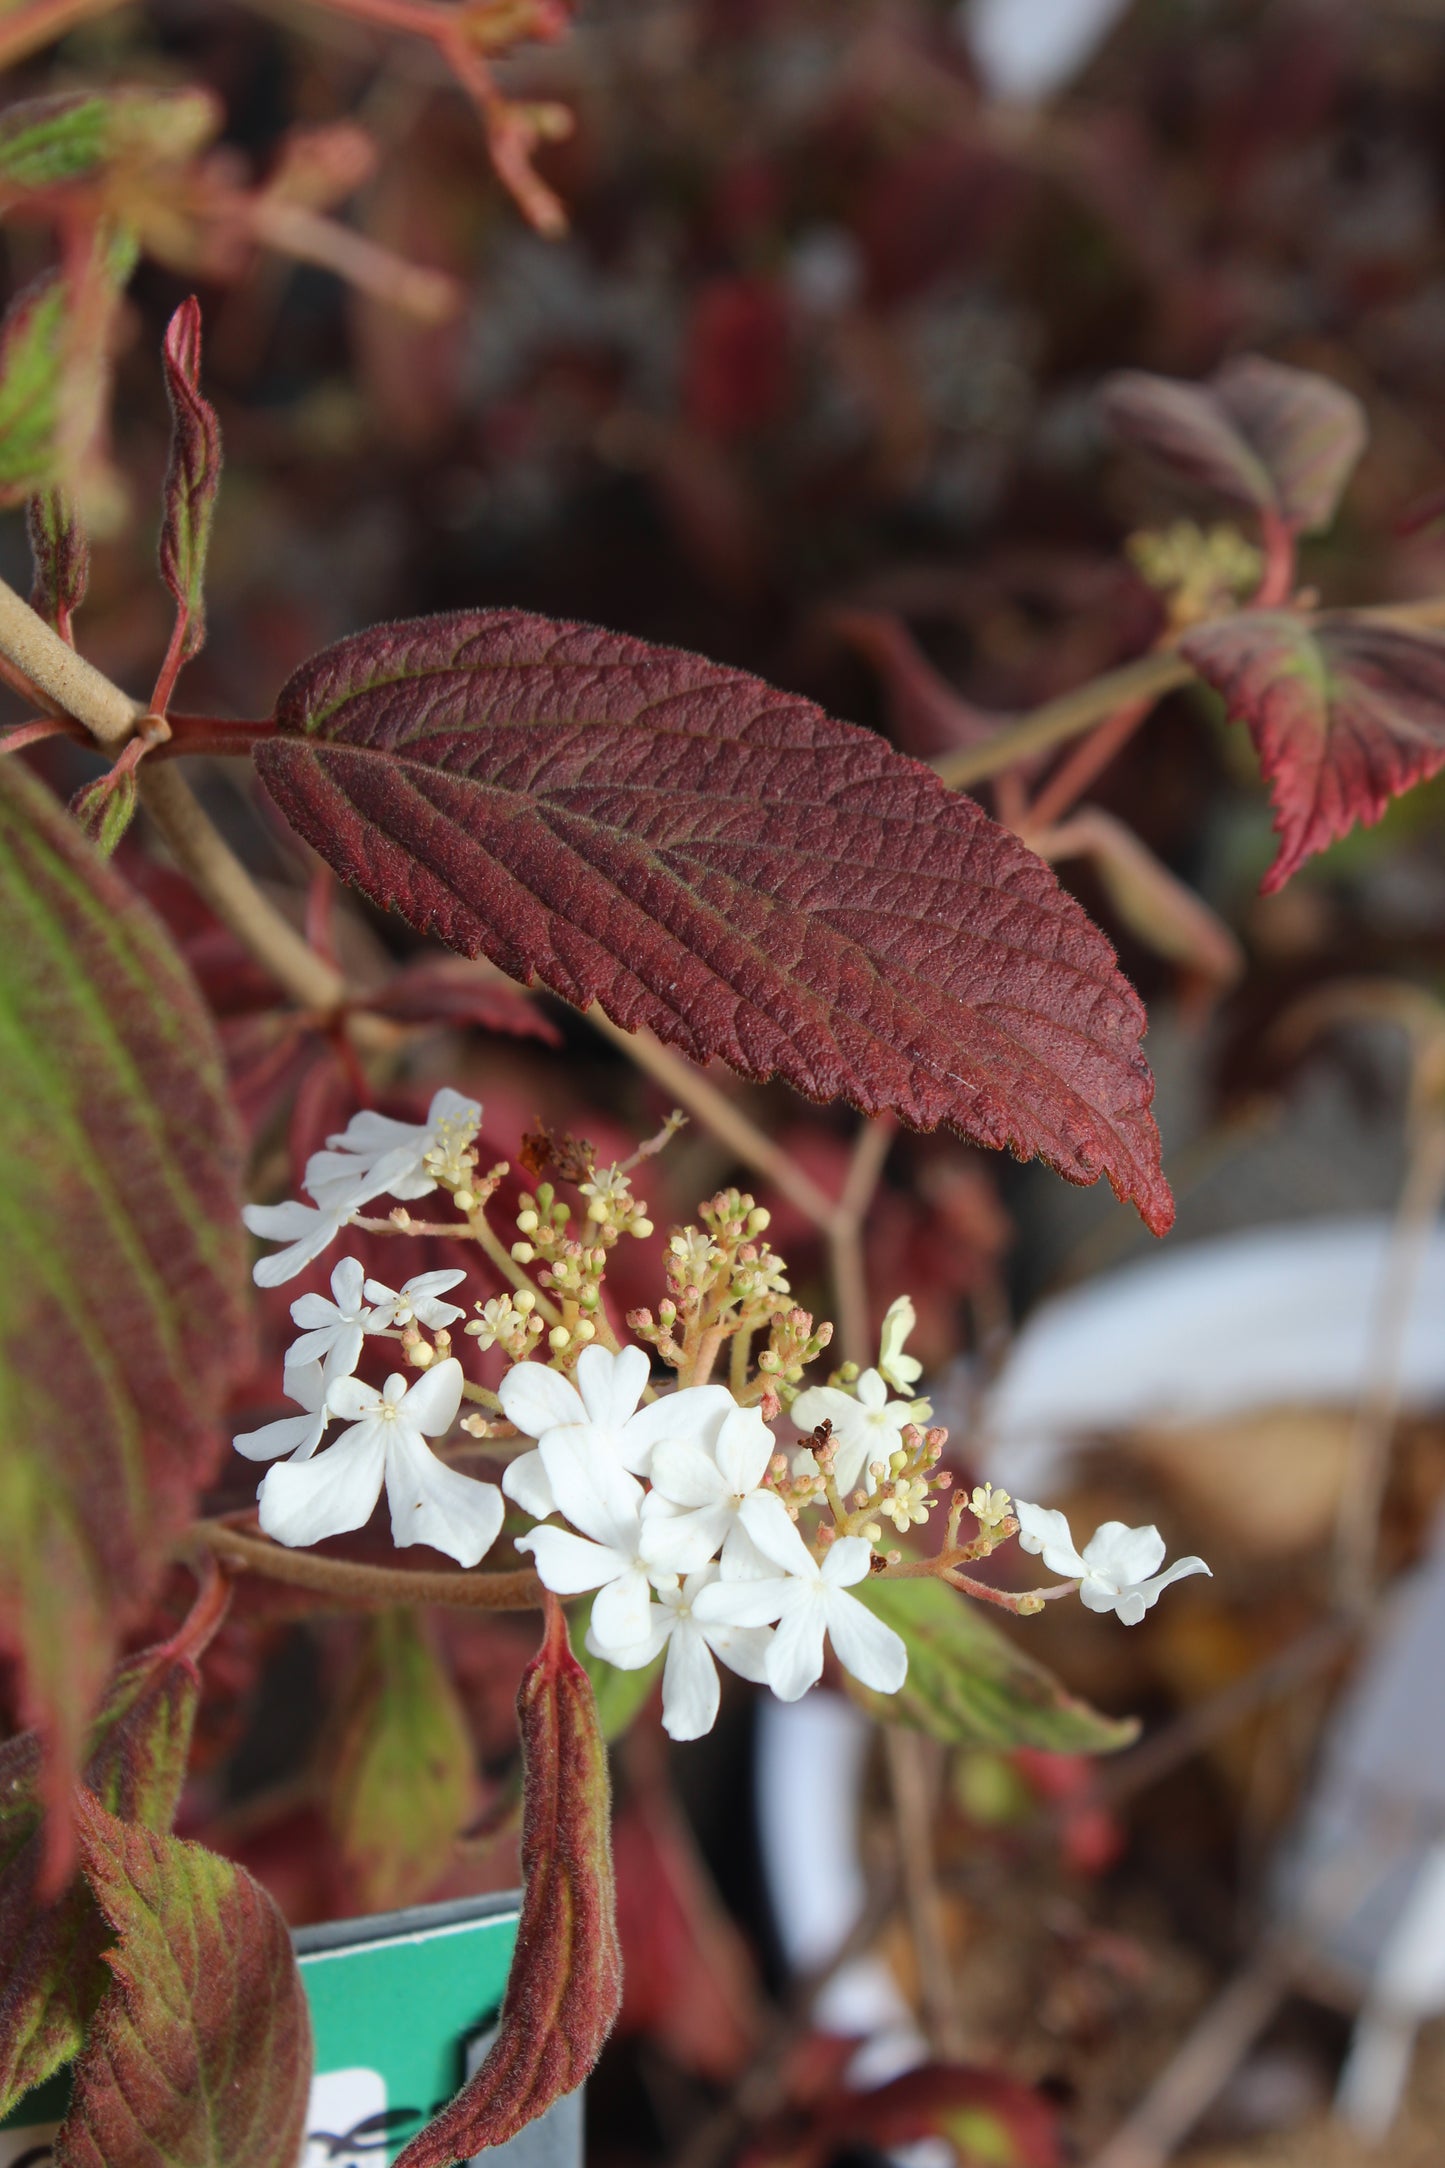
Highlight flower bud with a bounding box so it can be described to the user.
[574,1318,596,1342]
[453,1188,475,1213]
[512,1241,535,1262]
[514,1290,537,1314]
[631,1218,654,1238]
[516,1208,540,1235]
[548,1325,570,1351]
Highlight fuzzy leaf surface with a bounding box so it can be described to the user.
[0,1594,215,2118]
[1180,610,1445,891]
[54,1795,312,2168]
[328,1609,477,1913]
[158,297,221,663]
[0,761,248,1849]
[394,1599,621,2166]
[258,610,1172,1232]
[0,89,217,197]
[1102,356,1367,535]
[0,226,138,504]
[849,1578,1138,1753]
[27,487,88,638]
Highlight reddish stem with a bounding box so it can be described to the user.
[1025,692,1155,830]
[1,717,73,754]
[150,608,191,717]
[154,713,276,757]
[164,1551,234,1664]
[1255,508,1296,609]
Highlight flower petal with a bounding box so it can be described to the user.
[765,1599,828,1701]
[538,1427,643,1551]
[1013,1501,1088,1579]
[232,1410,325,1462]
[699,1618,773,1686]
[1130,1555,1212,1617]
[383,1428,503,1567]
[497,1361,586,1440]
[281,1360,327,1415]
[591,1566,655,1651]
[820,1535,875,1588]
[691,1577,791,1631]
[787,1385,853,1435]
[501,1448,557,1521]
[574,1343,650,1429]
[824,1587,907,1693]
[516,1527,627,1595]
[327,1376,383,1423]
[399,1356,465,1437]
[735,1490,817,1579]
[587,1609,672,1669]
[639,1498,732,1576]
[257,1424,387,1547]
[331,1256,366,1311]
[1081,1520,1166,1588]
[855,1368,888,1411]
[713,1405,774,1494]
[647,1437,727,1511]
[659,1622,720,1740]
[620,1385,735,1477]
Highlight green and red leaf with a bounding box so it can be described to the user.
[1180,609,1445,890]
[0,759,249,1859]
[256,609,1173,1233]
[157,297,222,670]
[327,1609,478,1914]
[394,1596,621,2166]
[54,1794,312,2168]
[1102,355,1367,536]
[0,1573,225,2118]
[27,487,88,641]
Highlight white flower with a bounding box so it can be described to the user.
[363,1268,467,1332]
[304,1087,481,1213]
[286,1256,370,1382]
[692,1523,907,1703]
[788,1367,929,1496]
[514,1427,671,1651]
[233,1360,330,1463]
[256,1357,502,1568]
[242,1197,358,1289]
[593,1566,773,1741]
[1014,1502,1211,1626]
[497,1345,731,1522]
[640,1402,780,1577]
[877,1295,923,1393]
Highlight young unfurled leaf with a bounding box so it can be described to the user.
[54,1794,312,2168]
[0,87,218,198]
[27,488,89,640]
[328,1610,478,1913]
[0,760,248,1861]
[256,610,1173,1234]
[1180,610,1445,891]
[0,1579,223,2117]
[849,1578,1138,1753]
[394,1598,622,2166]
[0,225,138,508]
[71,764,139,858]
[158,297,222,672]
[1102,356,1367,536]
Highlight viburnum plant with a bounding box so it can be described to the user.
[4,26,1445,2168]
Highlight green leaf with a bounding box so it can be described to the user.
[0,88,218,195]
[328,1610,477,1913]
[849,1578,1138,1755]
[0,224,138,505]
[158,297,222,667]
[0,1580,223,2118]
[575,1596,662,1742]
[54,1794,313,2168]
[395,1599,622,2166]
[71,766,138,857]
[0,760,248,1854]
[27,487,89,638]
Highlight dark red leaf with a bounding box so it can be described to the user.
[158,297,222,665]
[26,486,88,641]
[1180,609,1445,890]
[0,760,249,1865]
[0,1572,226,2117]
[255,609,1173,1234]
[54,1794,312,2168]
[358,956,561,1042]
[394,1595,621,2166]
[1102,355,1367,536]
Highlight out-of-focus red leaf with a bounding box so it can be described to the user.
[613,1783,760,2082]
[1101,356,1367,536]
[1180,609,1445,890]
[358,956,561,1043]
[0,1571,225,2118]
[255,609,1173,1234]
[394,1596,621,2165]
[743,2062,1061,2168]
[0,761,248,1869]
[158,297,222,667]
[828,609,1007,758]
[55,1793,312,2168]
[683,275,793,439]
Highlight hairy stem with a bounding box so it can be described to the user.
[191,1518,544,1609]
[0,572,140,746]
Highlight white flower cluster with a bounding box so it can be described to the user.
[242,1088,482,1287]
[499,1346,908,1742]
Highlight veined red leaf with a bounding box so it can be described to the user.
[327,1609,478,1914]
[158,297,222,668]
[27,487,88,641]
[394,1596,621,2166]
[54,1793,312,2168]
[1102,356,1367,536]
[256,610,1173,1233]
[0,1571,226,2117]
[1180,610,1445,891]
[0,760,248,1863]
